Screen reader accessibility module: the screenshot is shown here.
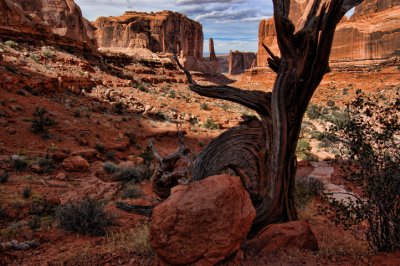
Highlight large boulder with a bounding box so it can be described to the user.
[62,156,89,172]
[242,220,319,253]
[150,174,256,266]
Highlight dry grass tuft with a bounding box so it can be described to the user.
[103,222,152,255]
[299,199,372,258]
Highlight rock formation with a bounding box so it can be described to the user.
[209,38,217,61]
[94,11,202,64]
[229,50,257,75]
[13,0,97,48]
[258,0,400,66]
[150,175,255,265]
[0,0,51,36]
[0,0,97,50]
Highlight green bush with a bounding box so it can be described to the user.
[37,157,55,173]
[295,178,324,209]
[31,107,56,135]
[306,104,321,120]
[328,91,400,252]
[204,118,219,130]
[296,139,312,160]
[4,40,18,49]
[28,216,41,230]
[55,198,114,236]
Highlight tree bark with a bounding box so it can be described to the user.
[176,0,363,235]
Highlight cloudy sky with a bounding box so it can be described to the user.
[75,0,274,54]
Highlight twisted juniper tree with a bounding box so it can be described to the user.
[176,0,363,234]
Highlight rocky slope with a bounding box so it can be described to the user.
[258,0,400,66]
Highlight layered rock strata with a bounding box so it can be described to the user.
[229,50,257,75]
[257,0,400,66]
[0,0,97,50]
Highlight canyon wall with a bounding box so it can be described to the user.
[0,0,97,50]
[258,0,400,66]
[93,11,204,69]
[229,51,257,75]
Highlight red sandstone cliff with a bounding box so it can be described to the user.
[258,0,400,66]
[229,51,257,75]
[93,11,202,64]
[0,0,97,50]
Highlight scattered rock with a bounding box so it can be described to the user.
[6,127,16,135]
[242,220,319,254]
[71,149,97,160]
[61,156,89,172]
[151,174,255,266]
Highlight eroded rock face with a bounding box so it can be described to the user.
[258,0,400,66]
[229,50,257,75]
[93,11,202,63]
[150,174,256,266]
[13,0,97,48]
[0,0,51,36]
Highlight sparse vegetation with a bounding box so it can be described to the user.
[200,103,209,110]
[22,186,32,199]
[55,198,114,236]
[295,178,324,209]
[12,156,27,171]
[5,40,18,49]
[0,171,9,183]
[327,91,400,252]
[296,139,312,160]
[103,161,120,174]
[103,223,152,255]
[28,216,41,230]
[121,183,143,199]
[31,107,56,135]
[204,118,219,130]
[114,102,125,115]
[306,104,322,120]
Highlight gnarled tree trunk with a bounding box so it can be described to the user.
[176,0,363,235]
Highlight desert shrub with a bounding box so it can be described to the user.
[200,103,209,110]
[296,139,312,160]
[306,104,321,120]
[140,148,154,165]
[113,166,143,182]
[12,156,27,171]
[95,143,106,154]
[55,198,114,236]
[41,46,54,58]
[22,186,31,199]
[31,107,56,135]
[28,216,41,230]
[204,118,219,130]
[121,183,143,199]
[168,90,176,99]
[295,178,324,209]
[342,88,349,95]
[0,171,9,183]
[327,99,336,107]
[327,91,400,252]
[30,53,39,63]
[114,102,125,115]
[37,157,55,173]
[4,40,18,49]
[103,161,120,174]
